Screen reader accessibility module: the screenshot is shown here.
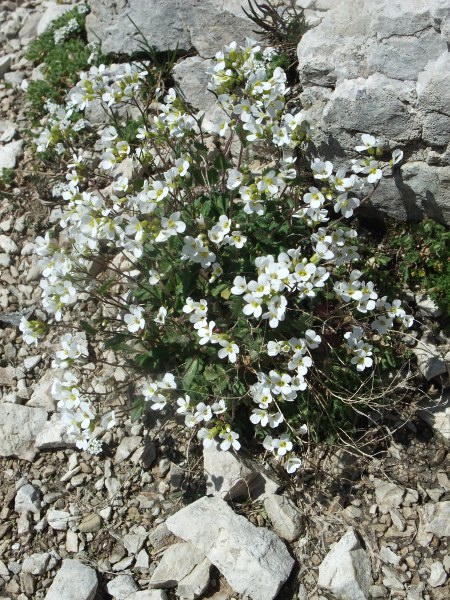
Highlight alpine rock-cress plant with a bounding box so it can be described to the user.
[22,40,412,471]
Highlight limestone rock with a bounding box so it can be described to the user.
[0,404,47,461]
[263,494,304,542]
[296,0,450,223]
[0,120,16,143]
[428,561,447,587]
[34,413,77,449]
[36,2,73,36]
[114,436,142,464]
[203,443,279,500]
[106,574,138,599]
[420,501,450,538]
[127,591,167,600]
[177,557,212,600]
[44,559,97,600]
[318,527,373,600]
[166,496,294,600]
[27,368,62,411]
[86,0,252,59]
[373,479,405,514]
[418,391,450,440]
[149,542,205,589]
[0,140,23,173]
[413,338,447,381]
[15,484,41,515]
[22,553,51,576]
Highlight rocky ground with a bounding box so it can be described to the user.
[0,1,450,600]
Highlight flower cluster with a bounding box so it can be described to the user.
[27,39,413,468]
[51,371,116,452]
[53,17,80,44]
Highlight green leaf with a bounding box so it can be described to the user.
[131,396,147,421]
[182,358,201,389]
[80,320,97,335]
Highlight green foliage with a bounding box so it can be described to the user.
[243,0,309,70]
[0,168,15,191]
[25,6,93,118]
[362,219,450,319]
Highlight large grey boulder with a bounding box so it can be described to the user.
[296,0,450,223]
[166,496,294,600]
[0,404,47,461]
[318,527,373,600]
[86,0,252,58]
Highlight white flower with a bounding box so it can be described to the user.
[124,305,145,333]
[194,402,213,422]
[217,339,239,363]
[177,395,192,414]
[154,306,167,325]
[273,433,293,456]
[284,455,302,473]
[219,428,241,451]
[198,427,216,448]
[155,211,186,242]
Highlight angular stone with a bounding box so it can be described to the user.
[420,501,450,538]
[0,404,47,461]
[15,484,41,514]
[318,527,373,600]
[114,436,142,464]
[413,337,447,381]
[127,591,168,600]
[47,509,72,531]
[177,557,212,600]
[22,553,51,576]
[166,496,294,600]
[418,391,450,440]
[203,443,279,500]
[123,528,147,555]
[78,514,102,533]
[27,368,62,411]
[149,542,205,589]
[428,561,447,587]
[34,414,77,450]
[374,479,405,514]
[148,522,177,550]
[263,494,304,542]
[45,559,97,600]
[106,574,138,599]
[0,140,23,173]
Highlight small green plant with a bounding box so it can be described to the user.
[25,4,94,118]
[361,219,450,318]
[0,168,15,191]
[243,0,309,69]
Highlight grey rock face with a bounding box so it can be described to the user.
[0,404,47,461]
[166,496,294,600]
[86,0,252,58]
[44,559,98,600]
[296,0,450,223]
[318,527,373,600]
